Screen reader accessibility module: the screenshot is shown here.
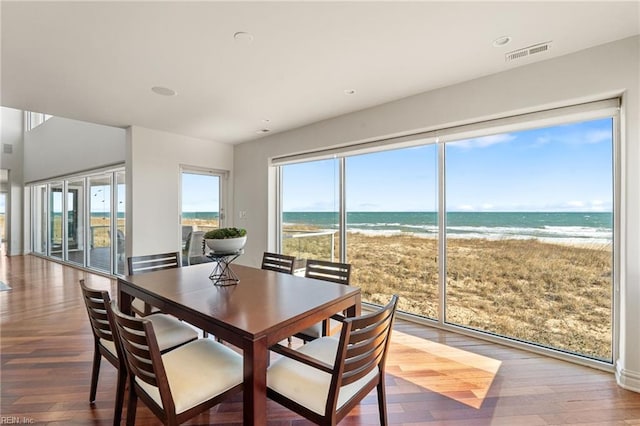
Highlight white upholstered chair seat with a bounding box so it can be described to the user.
[100,312,196,357]
[144,313,198,352]
[297,318,342,340]
[267,336,378,415]
[137,339,243,414]
[99,338,118,357]
[131,298,161,315]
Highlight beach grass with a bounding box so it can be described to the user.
[284,228,612,361]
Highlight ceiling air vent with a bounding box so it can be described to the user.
[505,41,552,62]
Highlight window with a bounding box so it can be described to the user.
[49,182,63,259]
[280,159,340,264]
[88,174,112,272]
[31,185,47,255]
[28,167,125,275]
[445,118,614,361]
[180,169,226,259]
[116,171,126,275]
[25,111,52,131]
[276,99,618,365]
[345,146,439,317]
[66,178,85,266]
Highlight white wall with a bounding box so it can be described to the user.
[234,36,640,390]
[0,107,25,255]
[127,126,234,256]
[23,116,126,183]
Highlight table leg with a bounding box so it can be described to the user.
[244,335,268,425]
[346,293,362,318]
[117,279,133,315]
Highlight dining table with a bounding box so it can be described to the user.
[117,262,361,425]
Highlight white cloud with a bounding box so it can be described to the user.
[537,129,611,146]
[584,129,611,144]
[456,204,475,211]
[566,200,585,208]
[451,133,516,149]
[533,136,551,147]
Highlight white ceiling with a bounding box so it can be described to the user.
[2,1,638,145]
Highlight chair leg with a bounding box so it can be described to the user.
[126,382,138,426]
[89,345,102,403]
[376,376,388,426]
[112,368,126,426]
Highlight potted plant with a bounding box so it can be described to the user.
[204,227,247,253]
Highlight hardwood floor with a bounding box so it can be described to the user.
[2,254,640,425]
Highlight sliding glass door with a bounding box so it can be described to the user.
[116,171,126,275]
[32,185,47,255]
[66,178,85,266]
[88,174,112,272]
[49,182,63,259]
[29,167,125,275]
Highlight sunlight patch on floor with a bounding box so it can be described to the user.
[387,330,502,409]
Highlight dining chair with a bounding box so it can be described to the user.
[181,225,193,250]
[293,259,352,342]
[183,231,211,266]
[79,279,198,426]
[261,251,296,274]
[267,295,399,426]
[127,251,181,316]
[109,300,244,426]
[304,259,351,284]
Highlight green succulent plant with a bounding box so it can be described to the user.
[204,227,247,239]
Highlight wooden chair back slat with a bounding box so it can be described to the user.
[110,301,165,389]
[337,295,398,387]
[304,259,351,285]
[127,252,180,275]
[80,281,115,343]
[261,252,296,274]
[346,329,388,358]
[294,259,352,342]
[342,339,386,384]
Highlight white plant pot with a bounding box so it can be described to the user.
[205,236,247,253]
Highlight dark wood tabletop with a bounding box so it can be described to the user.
[117,262,361,425]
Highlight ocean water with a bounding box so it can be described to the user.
[283,211,613,245]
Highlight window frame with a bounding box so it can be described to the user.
[179,165,228,231]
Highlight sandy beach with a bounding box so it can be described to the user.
[284,229,612,361]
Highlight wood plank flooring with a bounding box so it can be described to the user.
[2,254,640,425]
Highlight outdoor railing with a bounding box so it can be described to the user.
[282,230,337,263]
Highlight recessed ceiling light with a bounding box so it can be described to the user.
[256,128,270,134]
[262,119,271,123]
[492,36,512,48]
[234,31,254,44]
[151,86,177,96]
[344,89,356,95]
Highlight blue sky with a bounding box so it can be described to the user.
[181,173,220,212]
[282,117,613,212]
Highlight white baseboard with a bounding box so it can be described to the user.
[616,362,640,393]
